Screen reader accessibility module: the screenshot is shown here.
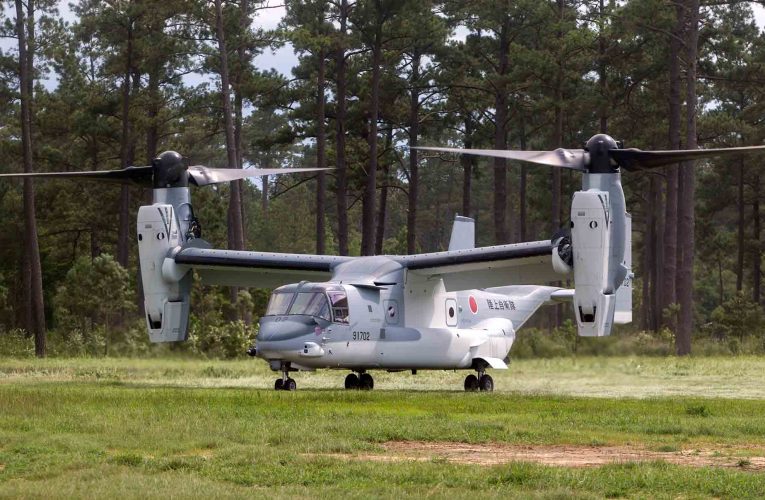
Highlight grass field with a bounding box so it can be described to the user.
[2,356,765,498]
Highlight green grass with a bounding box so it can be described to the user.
[2,357,765,498]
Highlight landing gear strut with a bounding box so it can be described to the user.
[275,366,296,391]
[345,371,374,390]
[464,371,493,392]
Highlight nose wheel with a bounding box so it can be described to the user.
[275,366,296,391]
[464,372,493,392]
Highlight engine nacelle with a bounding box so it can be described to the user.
[137,204,191,342]
[571,189,615,336]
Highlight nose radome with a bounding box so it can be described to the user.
[258,316,317,341]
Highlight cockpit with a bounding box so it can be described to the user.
[264,284,350,324]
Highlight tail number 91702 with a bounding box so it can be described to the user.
[352,331,370,341]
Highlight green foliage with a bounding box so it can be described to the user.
[54,254,135,332]
[706,293,765,340]
[0,329,35,358]
[186,320,256,359]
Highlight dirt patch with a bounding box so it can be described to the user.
[310,441,765,470]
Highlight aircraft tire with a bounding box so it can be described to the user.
[345,373,360,390]
[359,373,374,390]
[284,378,297,391]
[464,374,479,392]
[479,374,494,392]
[274,379,284,390]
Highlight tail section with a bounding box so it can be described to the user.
[448,215,475,251]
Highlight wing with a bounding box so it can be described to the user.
[397,241,560,291]
[173,246,354,288]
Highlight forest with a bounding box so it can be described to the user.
[1,0,764,358]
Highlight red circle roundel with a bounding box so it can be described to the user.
[468,295,478,314]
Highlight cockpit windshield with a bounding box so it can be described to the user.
[264,288,349,324]
[265,292,293,316]
[289,292,330,321]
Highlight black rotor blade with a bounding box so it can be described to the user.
[0,166,154,186]
[611,145,765,171]
[414,146,587,170]
[187,165,332,186]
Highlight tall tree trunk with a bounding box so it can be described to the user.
[376,127,392,254]
[361,25,382,256]
[16,0,46,356]
[598,0,608,133]
[235,0,250,250]
[316,47,327,254]
[334,0,349,255]
[461,115,473,219]
[406,50,421,254]
[737,160,745,292]
[146,70,159,164]
[754,173,761,304]
[676,0,699,356]
[493,17,510,245]
[519,115,528,241]
[652,175,664,329]
[117,20,134,268]
[642,193,654,331]
[215,0,243,252]
[551,1,565,327]
[662,0,683,327]
[215,0,244,316]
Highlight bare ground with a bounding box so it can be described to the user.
[310,441,765,470]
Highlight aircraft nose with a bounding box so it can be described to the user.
[258,316,318,342]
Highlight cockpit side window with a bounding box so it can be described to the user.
[265,292,294,316]
[328,292,349,324]
[288,292,330,321]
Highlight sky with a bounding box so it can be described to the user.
[3,2,765,87]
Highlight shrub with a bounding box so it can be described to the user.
[0,329,35,357]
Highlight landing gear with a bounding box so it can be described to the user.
[345,372,374,390]
[359,373,374,390]
[345,373,359,389]
[275,366,296,391]
[464,371,494,392]
[274,377,297,391]
[479,374,494,392]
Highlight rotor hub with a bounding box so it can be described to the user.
[152,151,189,188]
[584,134,619,174]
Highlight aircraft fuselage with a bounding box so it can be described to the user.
[254,276,560,372]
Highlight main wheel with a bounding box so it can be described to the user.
[479,374,494,392]
[274,379,284,390]
[359,373,374,390]
[284,378,297,391]
[464,374,479,392]
[345,373,360,390]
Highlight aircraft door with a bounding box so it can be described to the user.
[445,298,458,327]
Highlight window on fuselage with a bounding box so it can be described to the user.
[265,292,294,316]
[328,292,349,324]
[288,292,331,321]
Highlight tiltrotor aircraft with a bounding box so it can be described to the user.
[4,134,765,391]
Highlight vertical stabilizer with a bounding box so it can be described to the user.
[448,215,475,251]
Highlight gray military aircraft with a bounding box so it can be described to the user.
[4,134,765,391]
